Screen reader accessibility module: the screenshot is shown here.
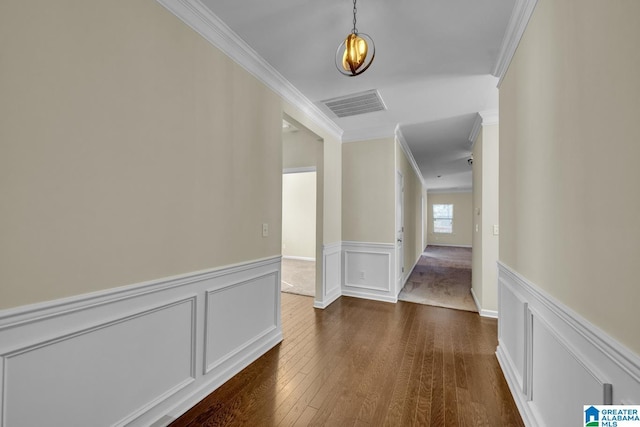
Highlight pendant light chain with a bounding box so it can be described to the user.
[352,0,358,34]
[335,0,374,76]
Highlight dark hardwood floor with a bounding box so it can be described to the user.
[171,293,523,426]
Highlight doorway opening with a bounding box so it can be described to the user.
[281,115,323,300]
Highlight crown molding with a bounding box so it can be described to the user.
[468,113,482,145]
[341,124,396,143]
[492,0,539,87]
[156,0,343,141]
[395,125,426,189]
[479,109,499,126]
[470,110,499,149]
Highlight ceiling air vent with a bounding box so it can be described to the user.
[321,89,387,118]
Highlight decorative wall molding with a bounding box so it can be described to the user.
[316,242,342,309]
[283,167,316,174]
[0,257,282,427]
[469,110,499,148]
[342,242,397,303]
[497,262,640,427]
[493,0,539,87]
[395,125,426,189]
[468,113,482,145]
[155,0,343,141]
[479,109,499,126]
[282,255,315,262]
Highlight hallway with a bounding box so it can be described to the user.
[171,293,523,426]
[399,246,476,313]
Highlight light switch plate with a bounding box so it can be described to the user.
[262,223,269,237]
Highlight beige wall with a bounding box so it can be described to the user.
[427,192,473,247]
[0,0,284,309]
[500,0,640,353]
[282,105,340,248]
[396,141,426,274]
[282,172,316,259]
[471,124,499,312]
[282,127,319,170]
[342,139,395,243]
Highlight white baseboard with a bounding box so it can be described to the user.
[0,257,283,427]
[282,255,315,262]
[341,289,398,303]
[497,262,640,427]
[313,288,341,309]
[342,241,397,302]
[470,287,498,318]
[426,243,472,248]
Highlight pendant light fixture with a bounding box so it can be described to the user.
[335,0,375,77]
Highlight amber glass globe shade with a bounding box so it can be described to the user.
[342,33,368,73]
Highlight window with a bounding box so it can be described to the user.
[433,204,453,234]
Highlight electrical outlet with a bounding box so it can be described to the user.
[359,271,365,280]
[262,223,268,237]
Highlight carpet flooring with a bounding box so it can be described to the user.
[399,245,477,313]
[281,258,315,297]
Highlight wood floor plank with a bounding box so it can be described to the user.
[414,319,435,426]
[382,309,422,426]
[170,294,523,427]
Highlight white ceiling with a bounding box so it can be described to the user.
[198,0,516,190]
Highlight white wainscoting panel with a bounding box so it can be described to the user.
[0,257,282,427]
[316,242,342,309]
[342,242,397,303]
[496,262,640,427]
[204,272,279,374]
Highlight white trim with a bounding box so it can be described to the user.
[471,287,499,318]
[496,346,538,426]
[342,242,397,303]
[341,124,396,143]
[426,188,472,194]
[316,242,342,309]
[155,0,343,141]
[341,241,395,249]
[497,262,640,427]
[322,241,342,251]
[499,262,640,382]
[313,288,341,309]
[341,289,398,304]
[0,257,282,427]
[395,125,426,189]
[468,113,482,145]
[282,167,317,174]
[0,256,280,329]
[479,109,499,126]
[493,0,539,87]
[282,255,315,262]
